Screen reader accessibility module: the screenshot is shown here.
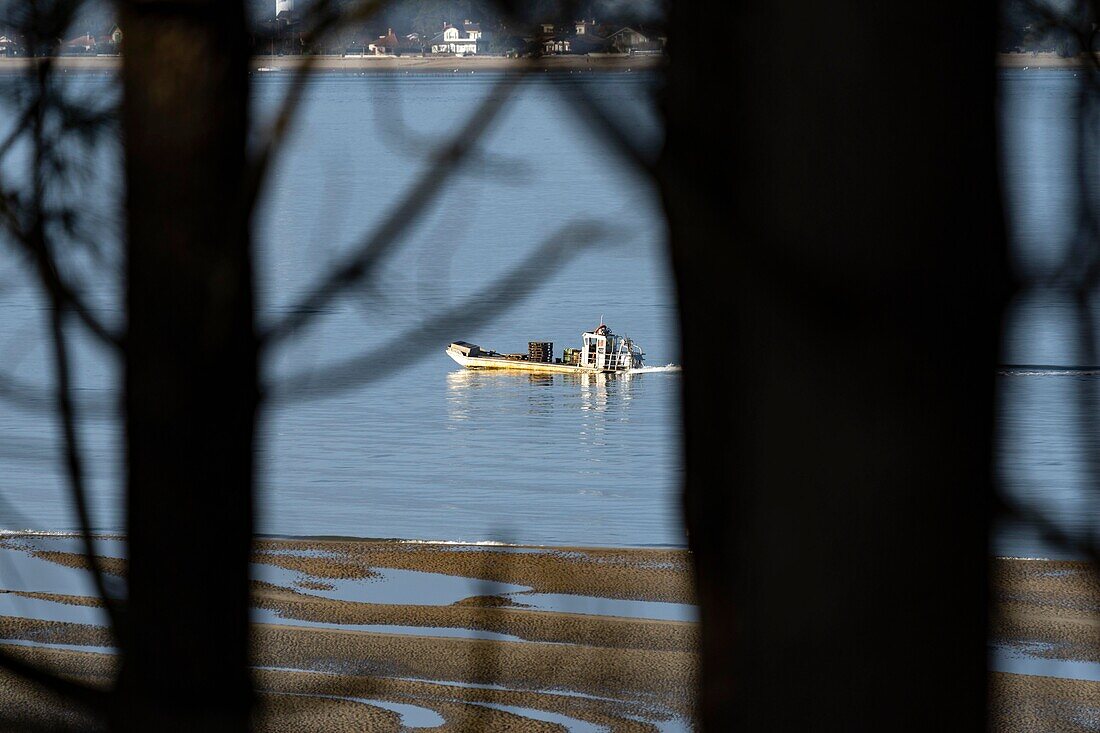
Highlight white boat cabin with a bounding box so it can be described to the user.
[580,324,644,371]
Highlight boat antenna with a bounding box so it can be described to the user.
[600,314,604,326]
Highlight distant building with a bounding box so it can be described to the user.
[346,28,422,57]
[607,27,665,55]
[369,28,399,55]
[261,4,303,55]
[60,33,96,55]
[94,24,122,54]
[430,21,480,55]
[0,34,23,57]
[541,36,571,54]
[574,19,598,35]
[567,31,609,55]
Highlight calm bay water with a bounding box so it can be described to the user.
[0,72,684,547]
[998,68,1100,557]
[0,70,1095,554]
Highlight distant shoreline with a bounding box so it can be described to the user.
[7,53,1081,73]
[0,54,664,74]
[997,51,1098,68]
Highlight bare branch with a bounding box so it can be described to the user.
[0,643,106,712]
[0,105,34,165]
[558,81,658,178]
[0,180,122,351]
[995,488,1100,567]
[8,48,124,645]
[0,369,112,416]
[259,72,526,346]
[244,0,385,218]
[48,305,123,636]
[269,220,607,401]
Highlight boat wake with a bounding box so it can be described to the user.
[998,364,1100,377]
[627,364,682,374]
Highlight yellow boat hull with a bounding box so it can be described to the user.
[445,348,606,374]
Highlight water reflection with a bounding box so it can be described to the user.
[444,368,641,468]
[445,369,635,419]
[434,366,680,545]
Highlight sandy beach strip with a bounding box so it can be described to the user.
[0,642,1095,732]
[992,558,1100,662]
[990,672,1100,732]
[252,537,695,602]
[0,616,698,704]
[251,585,697,651]
[997,52,1100,68]
[1,540,1098,730]
[0,628,692,730]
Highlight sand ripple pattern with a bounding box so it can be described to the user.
[0,535,696,731]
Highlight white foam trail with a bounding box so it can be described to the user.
[627,364,681,374]
[998,369,1100,377]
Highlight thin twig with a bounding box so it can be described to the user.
[0,175,122,350]
[25,50,121,643]
[0,369,111,415]
[0,643,106,711]
[48,304,122,635]
[259,71,527,346]
[244,0,384,218]
[269,220,606,401]
[558,80,658,177]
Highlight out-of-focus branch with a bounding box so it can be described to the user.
[558,81,658,177]
[23,47,122,644]
[31,242,121,349]
[48,304,122,635]
[244,0,384,217]
[0,180,122,350]
[0,643,105,712]
[270,220,606,400]
[0,106,34,164]
[259,73,525,346]
[489,0,659,176]
[995,488,1100,567]
[0,369,111,415]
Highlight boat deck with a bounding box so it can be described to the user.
[446,349,612,374]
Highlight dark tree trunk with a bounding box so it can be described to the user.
[658,2,1003,729]
[116,1,256,730]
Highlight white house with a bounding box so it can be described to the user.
[368,29,399,55]
[542,36,571,54]
[608,27,648,48]
[430,20,480,55]
[275,0,294,15]
[574,19,597,35]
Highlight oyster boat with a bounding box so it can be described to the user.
[446,323,644,374]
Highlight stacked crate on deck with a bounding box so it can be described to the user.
[562,347,581,366]
[528,341,553,363]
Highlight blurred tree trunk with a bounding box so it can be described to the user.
[659,2,1003,729]
[116,1,256,730]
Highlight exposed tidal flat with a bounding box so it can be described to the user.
[0,535,696,731]
[0,537,1096,730]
